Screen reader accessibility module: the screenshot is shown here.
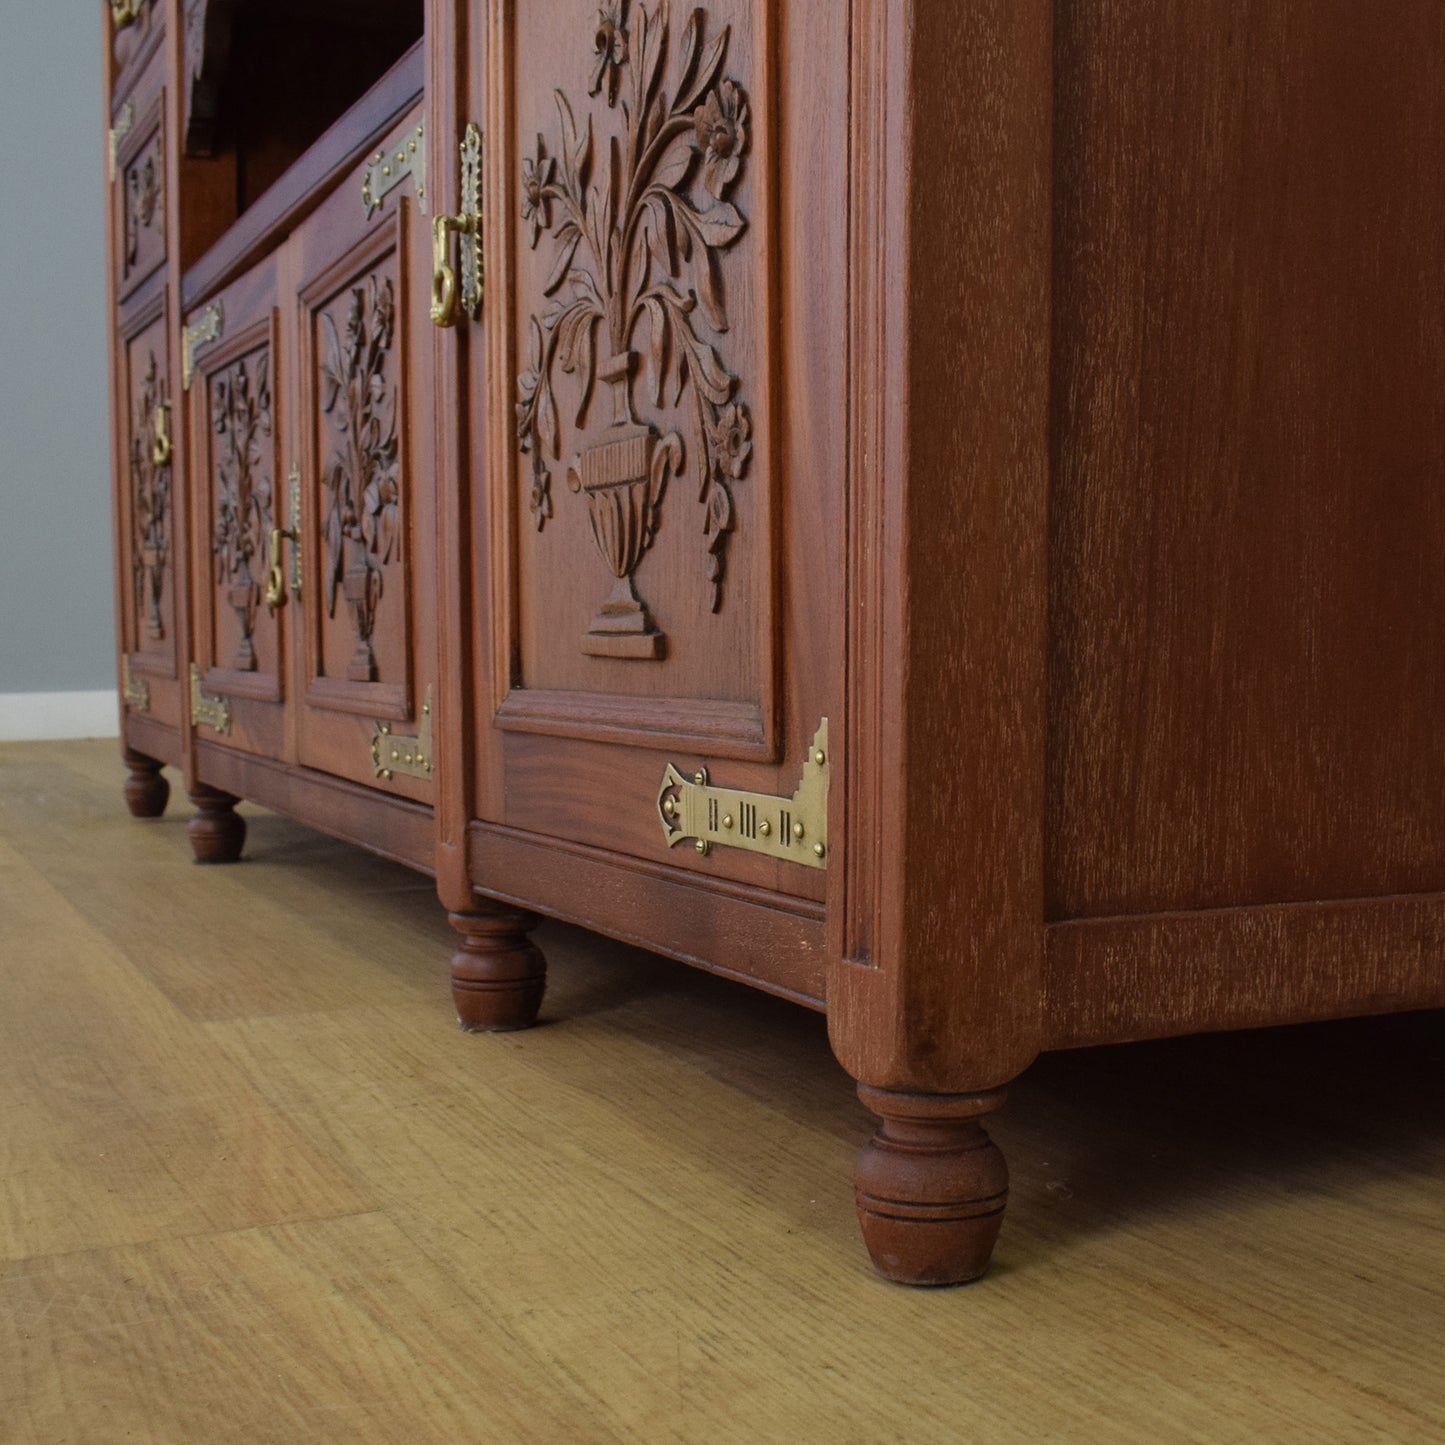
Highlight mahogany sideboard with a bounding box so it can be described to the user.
[105,0,1445,1284]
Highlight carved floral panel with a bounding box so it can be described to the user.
[513,0,764,671]
[128,345,172,651]
[316,267,404,686]
[121,125,165,292]
[209,347,273,673]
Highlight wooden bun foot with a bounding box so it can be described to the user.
[854,1085,1010,1286]
[123,748,170,818]
[186,785,246,863]
[449,905,546,1032]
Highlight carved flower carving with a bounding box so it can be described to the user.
[589,1,629,106]
[521,142,556,250]
[708,402,752,480]
[693,80,748,199]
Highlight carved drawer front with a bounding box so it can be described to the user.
[188,272,287,758]
[114,90,166,300]
[470,0,844,903]
[118,302,181,728]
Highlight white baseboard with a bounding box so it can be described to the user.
[0,690,121,742]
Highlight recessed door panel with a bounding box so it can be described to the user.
[469,0,846,901]
[187,260,286,759]
[119,302,181,728]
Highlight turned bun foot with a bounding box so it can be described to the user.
[187,785,246,863]
[449,905,547,1031]
[854,1085,1010,1286]
[123,748,170,818]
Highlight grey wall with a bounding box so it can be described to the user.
[0,3,115,693]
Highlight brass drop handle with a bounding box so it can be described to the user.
[267,468,303,612]
[431,212,474,328]
[151,402,172,467]
[265,525,299,612]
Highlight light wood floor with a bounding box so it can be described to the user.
[1,740,1442,1444]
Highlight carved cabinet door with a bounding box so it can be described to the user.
[286,107,436,803]
[186,258,287,759]
[117,297,182,730]
[462,1,849,992]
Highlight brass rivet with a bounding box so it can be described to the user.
[663,798,676,816]
[722,815,734,830]
[814,843,825,858]
[793,822,805,839]
[695,840,708,854]
[409,140,417,152]
[814,749,826,766]
[759,821,771,837]
[383,165,392,177]
[694,771,706,786]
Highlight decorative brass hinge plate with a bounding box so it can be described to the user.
[121,657,150,713]
[363,123,426,217]
[658,720,830,869]
[182,302,224,390]
[371,686,433,782]
[109,101,134,182]
[189,664,231,735]
[456,122,483,318]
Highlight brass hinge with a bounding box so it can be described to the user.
[109,101,134,182]
[371,686,434,782]
[363,123,426,217]
[121,657,150,713]
[430,122,483,327]
[658,720,830,869]
[189,664,231,735]
[182,302,224,390]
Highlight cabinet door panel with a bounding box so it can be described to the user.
[115,88,166,301]
[291,114,434,802]
[119,300,182,728]
[470,0,846,904]
[187,261,287,759]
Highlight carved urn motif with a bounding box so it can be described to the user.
[567,351,682,658]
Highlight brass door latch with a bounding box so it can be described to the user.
[265,470,302,612]
[430,123,483,327]
[658,721,831,869]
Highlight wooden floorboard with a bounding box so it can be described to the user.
[1,739,1442,1443]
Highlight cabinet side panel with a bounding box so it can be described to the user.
[1049,1,1445,920]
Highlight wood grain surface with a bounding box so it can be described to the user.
[4,742,1442,1442]
[1049,0,1445,921]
